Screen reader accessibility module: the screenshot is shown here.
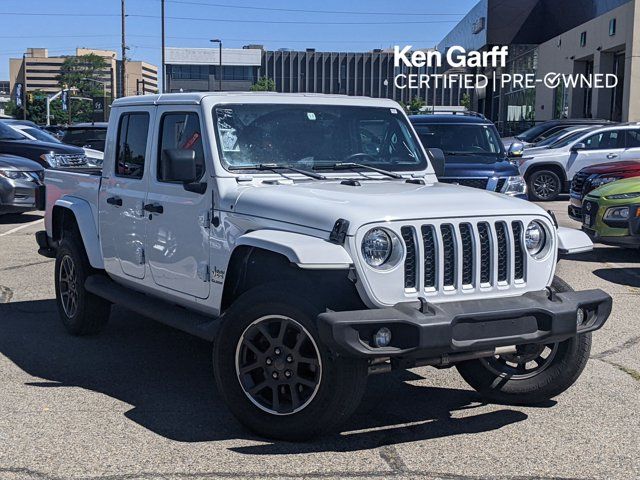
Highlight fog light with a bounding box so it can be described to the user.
[373,327,392,348]
[576,308,585,326]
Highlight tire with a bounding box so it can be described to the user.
[456,276,592,405]
[54,226,111,335]
[213,283,368,441]
[527,169,562,202]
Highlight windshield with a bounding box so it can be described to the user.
[515,124,554,143]
[548,130,592,149]
[535,128,578,147]
[415,124,503,161]
[22,126,61,143]
[0,122,27,141]
[213,104,428,172]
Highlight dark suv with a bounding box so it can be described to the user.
[410,114,527,198]
[0,121,88,168]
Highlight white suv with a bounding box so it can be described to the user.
[518,124,640,201]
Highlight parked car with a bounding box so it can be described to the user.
[410,114,527,198]
[2,120,103,166]
[60,122,107,152]
[518,123,640,201]
[528,125,602,150]
[503,119,611,149]
[581,177,640,247]
[0,121,89,168]
[36,92,611,441]
[568,160,640,221]
[0,154,44,215]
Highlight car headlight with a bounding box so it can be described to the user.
[525,221,547,256]
[361,228,403,269]
[605,192,640,200]
[590,175,621,188]
[603,206,630,221]
[0,169,24,180]
[500,176,527,196]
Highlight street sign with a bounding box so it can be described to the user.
[61,90,69,112]
[15,83,23,107]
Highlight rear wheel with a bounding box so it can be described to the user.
[213,283,368,441]
[54,228,111,335]
[456,276,591,405]
[528,169,562,201]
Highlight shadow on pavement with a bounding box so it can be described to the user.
[0,213,43,225]
[560,245,638,264]
[593,267,640,288]
[0,299,530,451]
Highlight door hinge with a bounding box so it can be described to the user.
[198,210,211,229]
[197,263,210,282]
[136,246,145,265]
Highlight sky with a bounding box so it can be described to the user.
[0,0,478,85]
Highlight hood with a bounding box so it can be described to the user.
[233,179,545,234]
[0,154,43,171]
[580,160,640,176]
[443,158,519,178]
[588,177,640,199]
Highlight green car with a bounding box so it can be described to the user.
[582,177,640,247]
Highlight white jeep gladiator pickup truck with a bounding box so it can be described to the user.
[36,92,612,440]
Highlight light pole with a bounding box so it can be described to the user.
[210,39,222,92]
[161,0,166,93]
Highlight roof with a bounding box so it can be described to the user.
[409,114,492,125]
[111,92,401,108]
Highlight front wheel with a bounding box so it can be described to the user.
[527,169,562,202]
[456,276,592,405]
[213,284,368,441]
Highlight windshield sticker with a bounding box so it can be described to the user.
[307,112,316,121]
[390,108,398,114]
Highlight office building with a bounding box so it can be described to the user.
[9,47,158,102]
[436,0,640,129]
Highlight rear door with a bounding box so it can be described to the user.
[99,109,154,279]
[566,129,626,179]
[144,108,211,299]
[622,129,640,161]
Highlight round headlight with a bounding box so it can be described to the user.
[525,221,546,256]
[362,228,392,268]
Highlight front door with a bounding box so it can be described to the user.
[99,109,154,279]
[566,129,626,179]
[144,108,211,299]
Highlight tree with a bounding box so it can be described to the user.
[460,92,472,111]
[407,96,425,115]
[57,54,110,100]
[250,77,276,92]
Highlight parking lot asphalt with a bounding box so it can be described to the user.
[0,203,639,480]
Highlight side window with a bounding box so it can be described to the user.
[626,130,640,148]
[583,130,623,150]
[158,112,205,182]
[115,113,150,179]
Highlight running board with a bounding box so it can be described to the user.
[85,275,219,341]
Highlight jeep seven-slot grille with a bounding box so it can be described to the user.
[496,222,509,283]
[402,220,525,292]
[422,226,437,289]
[401,226,417,289]
[478,223,491,284]
[512,222,524,281]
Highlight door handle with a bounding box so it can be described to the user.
[607,153,619,159]
[143,203,164,214]
[106,196,122,206]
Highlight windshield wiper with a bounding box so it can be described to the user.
[314,162,403,180]
[229,163,327,180]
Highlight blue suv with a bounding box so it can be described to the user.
[410,114,527,199]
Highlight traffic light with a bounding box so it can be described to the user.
[26,92,33,103]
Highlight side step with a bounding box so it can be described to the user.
[85,275,220,341]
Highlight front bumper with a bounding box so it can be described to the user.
[0,178,40,214]
[317,288,611,359]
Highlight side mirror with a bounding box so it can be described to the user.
[162,148,197,183]
[507,142,525,158]
[428,148,446,177]
[571,142,586,152]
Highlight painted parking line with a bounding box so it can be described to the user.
[0,218,44,237]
